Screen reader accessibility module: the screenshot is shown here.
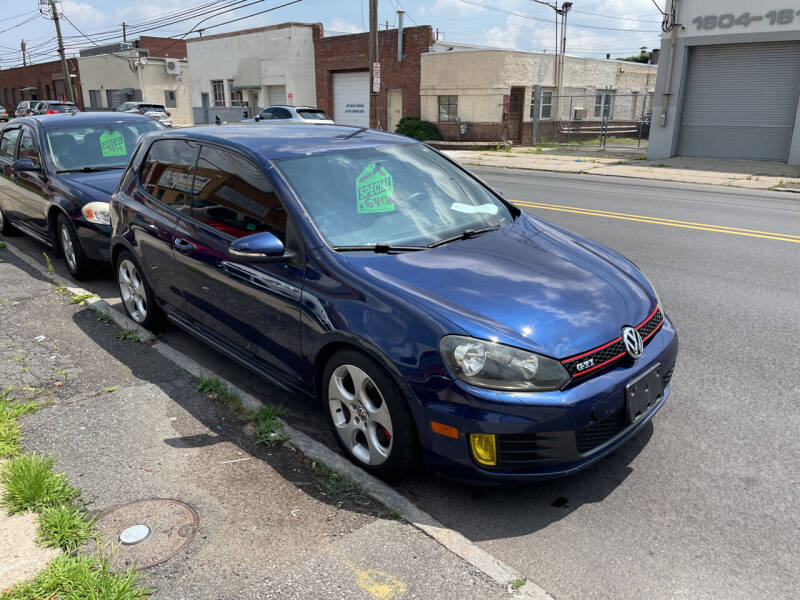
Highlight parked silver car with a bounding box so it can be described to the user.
[116,102,172,127]
[241,105,334,124]
[0,105,8,121]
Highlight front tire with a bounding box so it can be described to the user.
[56,213,91,279]
[323,349,417,480]
[115,249,161,330]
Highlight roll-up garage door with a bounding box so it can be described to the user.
[677,42,800,161]
[333,71,369,127]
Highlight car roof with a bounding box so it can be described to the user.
[19,112,158,127]
[149,123,413,160]
[267,105,320,110]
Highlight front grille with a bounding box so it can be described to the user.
[662,365,675,388]
[575,410,627,454]
[562,307,664,379]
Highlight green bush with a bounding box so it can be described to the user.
[394,117,443,141]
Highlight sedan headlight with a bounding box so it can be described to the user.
[439,335,570,391]
[81,202,110,225]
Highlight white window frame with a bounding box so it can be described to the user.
[227,79,245,107]
[211,80,225,107]
[594,92,613,119]
[531,90,554,119]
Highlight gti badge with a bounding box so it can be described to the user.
[575,358,595,372]
[621,326,643,359]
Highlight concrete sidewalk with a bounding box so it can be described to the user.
[0,247,511,599]
[443,147,800,192]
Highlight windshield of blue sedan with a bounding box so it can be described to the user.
[274,143,514,248]
[44,121,165,172]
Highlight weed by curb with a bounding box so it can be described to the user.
[71,292,98,305]
[0,389,39,458]
[116,328,140,342]
[248,405,289,446]
[197,376,244,414]
[0,453,79,514]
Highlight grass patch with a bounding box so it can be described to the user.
[37,504,95,551]
[306,459,371,509]
[71,292,98,305]
[509,578,527,592]
[103,386,120,394]
[116,328,140,342]
[96,310,114,324]
[248,405,288,446]
[0,240,6,249]
[2,554,151,600]
[197,376,243,413]
[42,251,68,293]
[0,389,39,458]
[0,453,78,514]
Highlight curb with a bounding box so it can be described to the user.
[2,241,554,599]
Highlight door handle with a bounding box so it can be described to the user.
[174,238,195,254]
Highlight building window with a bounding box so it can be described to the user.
[12,88,17,104]
[164,90,177,108]
[89,90,102,108]
[531,90,553,119]
[438,95,458,122]
[45,84,51,99]
[594,92,612,118]
[211,80,225,107]
[227,79,244,106]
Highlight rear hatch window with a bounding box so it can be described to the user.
[297,109,331,121]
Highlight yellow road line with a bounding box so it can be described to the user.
[513,200,800,244]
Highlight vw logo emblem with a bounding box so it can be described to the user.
[621,326,643,359]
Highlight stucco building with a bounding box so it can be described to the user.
[649,0,800,164]
[186,22,322,124]
[420,44,657,144]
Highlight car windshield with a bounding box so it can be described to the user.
[275,143,514,248]
[45,120,165,172]
[297,109,330,121]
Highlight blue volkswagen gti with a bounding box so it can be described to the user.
[110,124,678,482]
[0,112,164,278]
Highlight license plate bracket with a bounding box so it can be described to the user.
[625,363,663,424]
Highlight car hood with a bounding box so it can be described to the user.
[341,215,655,358]
[57,170,123,203]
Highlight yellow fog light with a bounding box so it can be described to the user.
[469,433,497,466]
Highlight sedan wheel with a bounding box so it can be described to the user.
[59,222,77,272]
[118,259,148,324]
[56,213,89,279]
[323,350,417,479]
[328,364,394,466]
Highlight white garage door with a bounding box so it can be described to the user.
[333,71,369,127]
[677,42,800,161]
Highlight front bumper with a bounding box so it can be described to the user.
[73,219,111,261]
[411,316,678,482]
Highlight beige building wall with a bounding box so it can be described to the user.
[78,53,193,126]
[421,49,657,124]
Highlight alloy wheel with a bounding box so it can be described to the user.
[328,364,394,466]
[59,223,77,271]
[118,259,148,323]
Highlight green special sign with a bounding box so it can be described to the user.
[356,163,394,214]
[100,131,127,157]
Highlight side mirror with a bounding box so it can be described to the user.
[228,231,294,263]
[254,115,261,122]
[12,158,41,173]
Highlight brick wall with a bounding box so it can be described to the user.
[138,36,188,59]
[314,25,434,130]
[0,59,83,110]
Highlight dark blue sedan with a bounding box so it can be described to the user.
[0,112,164,278]
[110,124,678,481]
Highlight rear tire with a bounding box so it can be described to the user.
[115,249,162,330]
[56,213,91,279]
[323,349,417,480]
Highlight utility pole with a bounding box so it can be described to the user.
[122,21,127,43]
[531,1,565,120]
[558,1,572,118]
[48,0,75,103]
[21,40,26,66]
[368,0,379,129]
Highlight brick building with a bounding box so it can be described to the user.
[0,59,83,110]
[314,25,434,132]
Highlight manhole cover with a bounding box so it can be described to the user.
[94,499,199,570]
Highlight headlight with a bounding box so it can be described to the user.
[439,335,570,391]
[81,202,110,225]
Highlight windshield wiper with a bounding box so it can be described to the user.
[427,225,501,248]
[57,166,122,173]
[332,242,426,253]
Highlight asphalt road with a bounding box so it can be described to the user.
[5,169,800,599]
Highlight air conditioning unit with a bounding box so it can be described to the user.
[573,107,586,120]
[165,59,181,75]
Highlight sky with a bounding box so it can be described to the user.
[0,0,665,70]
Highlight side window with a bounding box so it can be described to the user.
[17,127,39,161]
[273,108,292,119]
[139,139,198,209]
[192,145,286,240]
[259,108,274,120]
[0,128,20,160]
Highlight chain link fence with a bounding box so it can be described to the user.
[531,87,652,150]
